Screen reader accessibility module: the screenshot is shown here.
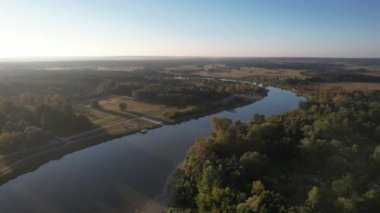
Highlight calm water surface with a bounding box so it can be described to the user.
[0,87,305,213]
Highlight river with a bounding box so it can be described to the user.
[0,87,305,213]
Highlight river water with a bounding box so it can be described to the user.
[0,87,305,213]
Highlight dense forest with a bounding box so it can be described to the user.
[0,59,378,211]
[0,70,264,105]
[0,94,92,154]
[0,70,265,154]
[170,89,380,212]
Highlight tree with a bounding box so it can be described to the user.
[376,126,380,141]
[362,189,380,211]
[74,115,92,131]
[174,174,195,207]
[0,112,5,129]
[372,146,380,163]
[119,102,127,111]
[306,186,321,209]
[236,189,287,213]
[240,151,268,179]
[96,80,114,94]
[211,117,232,138]
[90,100,101,109]
[335,197,356,213]
[332,174,354,197]
[251,180,265,194]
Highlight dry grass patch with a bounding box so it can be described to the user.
[99,95,178,118]
[73,104,123,126]
[103,118,157,136]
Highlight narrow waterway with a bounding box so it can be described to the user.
[0,87,305,213]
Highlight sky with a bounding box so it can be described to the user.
[0,0,379,58]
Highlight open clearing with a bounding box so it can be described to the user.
[72,94,176,140]
[0,97,167,178]
[74,94,177,125]
[98,95,178,118]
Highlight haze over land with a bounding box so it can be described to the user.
[0,1,379,213]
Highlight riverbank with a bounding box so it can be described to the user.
[149,86,308,212]
[0,86,305,212]
[0,92,267,186]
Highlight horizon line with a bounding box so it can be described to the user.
[1,55,379,62]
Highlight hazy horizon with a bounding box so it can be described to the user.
[1,0,379,58]
[1,55,380,62]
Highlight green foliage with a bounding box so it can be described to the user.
[171,90,380,212]
[0,95,92,154]
[332,174,354,197]
[118,102,127,111]
[236,185,288,213]
[212,117,233,138]
[239,152,268,179]
[335,197,356,213]
[90,100,101,109]
[131,81,229,107]
[96,79,115,94]
[306,186,321,209]
[372,145,380,162]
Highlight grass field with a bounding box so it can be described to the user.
[195,67,306,79]
[73,94,177,137]
[98,95,178,118]
[74,93,177,122]
[73,104,127,126]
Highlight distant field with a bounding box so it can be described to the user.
[309,82,380,91]
[195,67,306,79]
[362,71,380,77]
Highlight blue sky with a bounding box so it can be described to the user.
[0,0,379,58]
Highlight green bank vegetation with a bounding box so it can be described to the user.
[170,89,380,212]
[0,94,92,154]
[0,68,265,160]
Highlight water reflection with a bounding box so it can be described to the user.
[0,87,305,213]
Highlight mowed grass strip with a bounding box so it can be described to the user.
[99,95,178,118]
[73,94,172,131]
[73,104,123,126]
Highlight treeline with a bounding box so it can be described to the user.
[306,71,380,83]
[0,70,263,108]
[0,70,149,98]
[163,97,249,121]
[132,85,228,106]
[170,90,380,212]
[0,70,265,153]
[96,78,263,107]
[0,94,92,154]
[269,70,380,89]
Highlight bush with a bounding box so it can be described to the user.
[90,100,101,109]
[118,102,127,111]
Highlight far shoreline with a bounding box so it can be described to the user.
[0,92,267,186]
